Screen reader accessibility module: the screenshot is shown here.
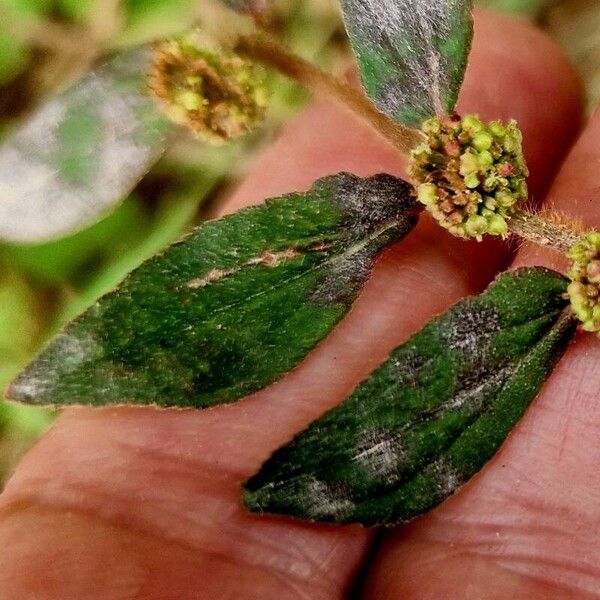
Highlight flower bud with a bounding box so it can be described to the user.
[408,113,529,240]
[567,232,600,333]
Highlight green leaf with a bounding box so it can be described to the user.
[340,0,474,128]
[7,173,419,409]
[244,268,576,526]
[0,47,173,243]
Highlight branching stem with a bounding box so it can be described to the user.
[237,33,589,262]
[236,33,424,154]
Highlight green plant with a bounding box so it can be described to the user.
[0,0,594,526]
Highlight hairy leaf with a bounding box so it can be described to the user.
[7,173,418,409]
[244,268,576,526]
[340,0,474,128]
[0,48,173,243]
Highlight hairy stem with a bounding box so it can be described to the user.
[237,34,588,261]
[236,33,423,153]
[509,209,582,254]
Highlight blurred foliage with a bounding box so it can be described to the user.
[121,0,199,44]
[545,0,600,112]
[478,0,557,17]
[4,199,149,285]
[0,0,599,485]
[0,261,53,481]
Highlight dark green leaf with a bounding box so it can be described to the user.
[340,0,474,128]
[7,173,418,409]
[0,48,173,243]
[244,268,576,526]
[56,173,216,325]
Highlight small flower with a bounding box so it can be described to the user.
[567,232,600,332]
[149,34,268,145]
[408,114,529,240]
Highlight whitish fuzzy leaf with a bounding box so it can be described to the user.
[340,0,474,128]
[7,173,419,409]
[0,48,173,243]
[244,268,576,526]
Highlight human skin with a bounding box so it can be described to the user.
[0,9,596,599]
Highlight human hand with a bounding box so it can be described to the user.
[0,10,594,599]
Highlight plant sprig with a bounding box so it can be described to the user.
[236,31,586,261]
[3,0,596,528]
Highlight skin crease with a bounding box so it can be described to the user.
[0,9,591,600]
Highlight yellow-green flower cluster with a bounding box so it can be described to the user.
[567,232,600,332]
[149,36,268,145]
[408,114,529,240]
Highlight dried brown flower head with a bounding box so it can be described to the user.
[149,36,268,144]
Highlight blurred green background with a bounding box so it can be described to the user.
[0,0,597,486]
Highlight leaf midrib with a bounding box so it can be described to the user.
[187,217,409,318]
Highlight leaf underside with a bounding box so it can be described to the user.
[7,173,418,409]
[0,48,173,243]
[244,267,576,526]
[340,0,474,128]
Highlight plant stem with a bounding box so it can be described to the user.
[509,209,582,254]
[236,33,424,154]
[237,33,588,261]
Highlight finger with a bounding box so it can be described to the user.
[0,10,583,600]
[363,64,600,600]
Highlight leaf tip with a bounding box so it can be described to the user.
[5,372,47,406]
[4,331,103,407]
[242,476,287,519]
[243,473,358,523]
[241,485,265,514]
